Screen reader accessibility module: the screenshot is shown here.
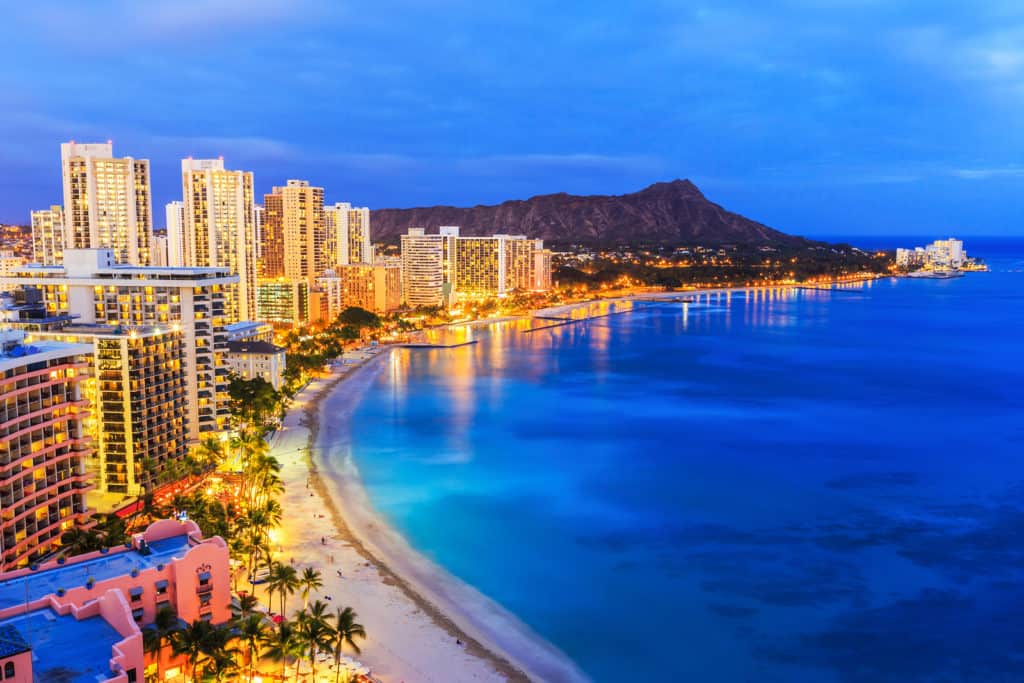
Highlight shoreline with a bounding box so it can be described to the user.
[274,350,588,683]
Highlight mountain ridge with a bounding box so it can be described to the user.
[369,179,807,246]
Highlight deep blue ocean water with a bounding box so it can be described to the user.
[345,238,1024,682]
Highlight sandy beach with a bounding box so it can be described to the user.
[269,346,588,683]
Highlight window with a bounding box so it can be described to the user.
[129,586,143,602]
[3,662,12,678]
[155,579,168,595]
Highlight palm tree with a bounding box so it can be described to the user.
[142,606,181,682]
[236,613,269,681]
[296,600,335,682]
[260,621,303,679]
[266,562,300,617]
[230,593,260,620]
[172,620,215,683]
[330,606,366,683]
[298,567,323,609]
[197,623,239,683]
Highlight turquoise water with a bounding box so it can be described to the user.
[344,239,1024,682]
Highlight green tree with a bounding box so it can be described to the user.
[336,306,381,329]
[236,613,270,681]
[142,605,182,682]
[267,562,300,617]
[296,600,335,681]
[260,621,303,680]
[298,566,323,609]
[330,606,366,683]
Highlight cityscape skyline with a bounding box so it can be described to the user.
[1,2,1022,235]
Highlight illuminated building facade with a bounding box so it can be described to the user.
[325,202,372,266]
[26,326,188,503]
[30,206,65,266]
[0,331,94,570]
[180,159,258,322]
[224,340,286,390]
[163,200,185,268]
[330,261,402,314]
[400,227,552,306]
[262,181,327,285]
[60,142,153,266]
[2,249,236,442]
[256,279,310,325]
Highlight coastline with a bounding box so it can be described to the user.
[273,349,589,683]
[270,280,891,682]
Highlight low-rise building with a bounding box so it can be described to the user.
[224,340,286,389]
[224,320,274,343]
[0,519,232,683]
[330,261,402,314]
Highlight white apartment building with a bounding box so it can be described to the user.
[325,202,372,266]
[30,206,65,266]
[181,158,258,322]
[60,142,153,266]
[164,200,185,267]
[2,249,238,443]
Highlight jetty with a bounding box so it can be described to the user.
[400,340,478,348]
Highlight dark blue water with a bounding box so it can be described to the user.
[346,241,1024,682]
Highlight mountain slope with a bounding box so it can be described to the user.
[370,179,804,245]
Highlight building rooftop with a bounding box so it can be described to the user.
[0,534,191,611]
[0,624,29,658]
[0,608,120,682]
[226,340,284,355]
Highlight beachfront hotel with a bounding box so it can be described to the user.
[61,142,154,266]
[0,249,237,443]
[29,206,65,267]
[0,331,94,571]
[261,180,328,286]
[180,159,259,322]
[0,519,232,682]
[400,226,457,307]
[325,202,373,266]
[25,325,189,508]
[400,226,553,306]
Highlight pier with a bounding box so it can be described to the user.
[400,340,479,348]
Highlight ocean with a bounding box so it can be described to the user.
[338,237,1024,682]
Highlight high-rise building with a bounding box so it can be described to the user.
[253,204,264,261]
[399,226,551,306]
[151,234,168,266]
[180,158,257,322]
[329,261,402,314]
[262,181,327,285]
[400,227,457,308]
[256,279,310,325]
[259,193,284,278]
[3,249,236,442]
[60,142,153,265]
[164,200,185,267]
[532,241,554,290]
[0,331,94,570]
[325,202,372,266]
[26,325,188,504]
[30,206,65,266]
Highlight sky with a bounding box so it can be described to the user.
[1,0,1022,237]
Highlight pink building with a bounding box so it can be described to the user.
[0,331,95,570]
[0,519,231,682]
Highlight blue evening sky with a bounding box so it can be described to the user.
[2,1,1022,236]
